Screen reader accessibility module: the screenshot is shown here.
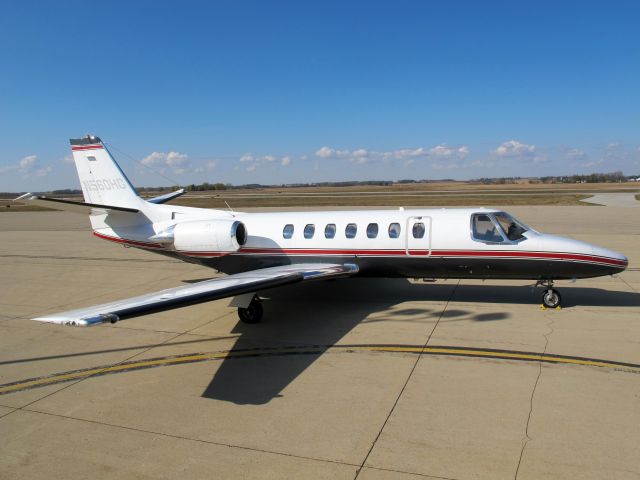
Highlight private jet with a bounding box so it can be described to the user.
[16,135,628,326]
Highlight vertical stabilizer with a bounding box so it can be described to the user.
[70,135,141,208]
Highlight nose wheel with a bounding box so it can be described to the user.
[537,280,562,309]
[237,296,263,323]
[542,288,561,309]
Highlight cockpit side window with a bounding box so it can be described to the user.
[471,214,505,243]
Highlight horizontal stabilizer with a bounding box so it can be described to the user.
[33,263,358,326]
[14,194,139,214]
[146,188,185,204]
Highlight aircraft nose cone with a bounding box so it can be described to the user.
[592,245,628,271]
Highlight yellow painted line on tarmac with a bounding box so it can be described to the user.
[1,344,638,396]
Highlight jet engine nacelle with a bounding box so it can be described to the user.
[171,219,247,253]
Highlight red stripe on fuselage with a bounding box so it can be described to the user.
[93,231,164,249]
[89,234,627,269]
[71,145,103,151]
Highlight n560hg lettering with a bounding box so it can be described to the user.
[83,178,127,192]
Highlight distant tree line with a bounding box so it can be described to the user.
[474,171,638,185]
[2,172,638,198]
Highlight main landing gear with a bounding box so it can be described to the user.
[537,280,562,309]
[237,296,263,324]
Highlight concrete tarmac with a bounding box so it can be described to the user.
[1,206,639,479]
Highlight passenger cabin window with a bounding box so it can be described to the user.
[283,224,294,239]
[325,223,336,239]
[388,223,401,238]
[345,223,357,239]
[304,224,315,239]
[471,214,505,243]
[367,223,379,238]
[412,222,426,239]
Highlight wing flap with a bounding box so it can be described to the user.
[33,263,358,326]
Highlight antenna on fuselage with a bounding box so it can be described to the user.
[224,201,234,213]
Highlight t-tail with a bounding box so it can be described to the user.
[14,135,184,215]
[70,135,143,209]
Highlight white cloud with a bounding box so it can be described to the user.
[493,140,536,158]
[582,159,605,168]
[238,152,290,172]
[315,146,353,159]
[465,159,495,169]
[388,147,427,159]
[0,154,51,177]
[35,166,52,177]
[19,155,38,170]
[431,161,460,170]
[207,160,217,170]
[141,151,189,167]
[315,146,334,158]
[352,148,369,158]
[62,154,74,164]
[315,145,468,164]
[429,145,469,159]
[566,148,587,160]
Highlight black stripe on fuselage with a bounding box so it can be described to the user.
[187,254,623,280]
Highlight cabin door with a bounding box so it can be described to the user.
[405,216,432,256]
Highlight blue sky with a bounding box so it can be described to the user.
[1,0,639,191]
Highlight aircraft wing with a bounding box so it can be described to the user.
[32,263,358,327]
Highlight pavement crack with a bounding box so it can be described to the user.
[514,316,554,480]
[353,280,461,480]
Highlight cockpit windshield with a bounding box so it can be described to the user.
[471,211,533,243]
[493,212,530,241]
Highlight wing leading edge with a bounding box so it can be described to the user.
[33,263,358,327]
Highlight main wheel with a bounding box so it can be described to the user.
[542,288,561,308]
[238,300,263,323]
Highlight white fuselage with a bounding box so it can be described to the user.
[90,205,628,281]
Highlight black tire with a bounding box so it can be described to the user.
[238,300,263,324]
[542,289,561,308]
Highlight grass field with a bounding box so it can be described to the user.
[170,193,594,208]
[0,200,53,212]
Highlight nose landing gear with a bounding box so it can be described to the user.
[537,280,562,309]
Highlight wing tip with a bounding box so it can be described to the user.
[32,313,118,327]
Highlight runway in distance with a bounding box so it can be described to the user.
[17,135,628,326]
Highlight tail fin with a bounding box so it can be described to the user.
[71,135,141,208]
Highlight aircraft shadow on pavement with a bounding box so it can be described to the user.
[202,278,640,404]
